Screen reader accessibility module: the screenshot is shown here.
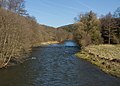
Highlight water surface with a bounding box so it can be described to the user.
[0,40,120,86]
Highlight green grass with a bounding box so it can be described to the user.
[76,44,120,77]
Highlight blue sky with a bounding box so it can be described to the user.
[25,0,120,27]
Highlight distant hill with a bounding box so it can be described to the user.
[58,24,77,33]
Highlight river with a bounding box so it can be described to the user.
[0,40,120,86]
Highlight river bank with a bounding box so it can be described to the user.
[4,41,60,68]
[1,40,120,86]
[76,44,120,78]
[40,41,59,45]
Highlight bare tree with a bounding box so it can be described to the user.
[0,0,27,15]
[0,0,7,8]
[101,12,117,44]
[114,7,120,18]
[7,0,27,15]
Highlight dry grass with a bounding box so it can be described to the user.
[85,44,120,60]
[76,44,120,77]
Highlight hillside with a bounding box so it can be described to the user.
[0,8,72,68]
[58,24,76,33]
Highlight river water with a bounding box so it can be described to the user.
[0,40,120,86]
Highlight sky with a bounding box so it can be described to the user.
[25,0,120,27]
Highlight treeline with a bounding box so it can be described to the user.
[60,7,120,48]
[0,7,72,68]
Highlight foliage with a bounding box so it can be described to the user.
[61,8,120,46]
[74,11,102,47]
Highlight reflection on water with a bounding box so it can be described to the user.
[0,40,120,86]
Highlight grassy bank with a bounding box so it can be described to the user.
[76,44,120,77]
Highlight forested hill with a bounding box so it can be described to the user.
[0,8,72,68]
[58,24,75,33]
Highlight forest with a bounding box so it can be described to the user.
[0,0,72,68]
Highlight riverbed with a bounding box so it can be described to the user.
[0,40,120,86]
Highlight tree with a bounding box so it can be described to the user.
[74,11,102,45]
[113,18,120,44]
[73,22,91,48]
[0,0,3,7]
[100,12,118,44]
[113,7,120,43]
[0,0,7,8]
[0,0,27,15]
[7,0,27,15]
[113,7,120,18]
